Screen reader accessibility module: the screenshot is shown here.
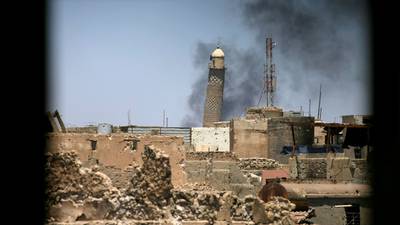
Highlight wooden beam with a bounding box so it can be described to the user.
[54,110,66,133]
[47,111,60,132]
[290,124,296,157]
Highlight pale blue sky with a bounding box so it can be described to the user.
[49,0,371,127]
[49,0,253,126]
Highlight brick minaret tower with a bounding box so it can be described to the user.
[203,46,225,127]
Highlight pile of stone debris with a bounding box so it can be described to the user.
[170,190,225,221]
[238,158,280,170]
[110,146,173,220]
[45,151,121,222]
[262,197,297,224]
[175,182,216,192]
[45,146,302,224]
[46,146,173,222]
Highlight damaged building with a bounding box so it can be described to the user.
[45,44,373,225]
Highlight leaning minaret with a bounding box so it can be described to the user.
[203,46,225,127]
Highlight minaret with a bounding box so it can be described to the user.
[203,46,225,127]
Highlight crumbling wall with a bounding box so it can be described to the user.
[288,158,327,180]
[46,133,137,168]
[231,119,269,158]
[46,144,301,225]
[326,157,353,182]
[97,165,137,191]
[191,127,230,152]
[46,133,186,187]
[351,159,369,183]
[238,158,279,170]
[184,159,256,198]
[110,146,173,220]
[185,151,238,161]
[138,136,187,186]
[289,157,368,182]
[45,151,121,222]
[46,146,175,222]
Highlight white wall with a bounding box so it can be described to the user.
[191,127,230,152]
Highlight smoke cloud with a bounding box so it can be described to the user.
[182,0,370,126]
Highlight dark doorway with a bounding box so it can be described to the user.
[345,204,360,225]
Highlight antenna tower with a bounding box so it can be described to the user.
[263,37,277,106]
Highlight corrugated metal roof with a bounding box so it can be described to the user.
[125,126,191,144]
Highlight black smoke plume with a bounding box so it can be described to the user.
[182,0,370,126]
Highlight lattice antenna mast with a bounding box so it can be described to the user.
[265,37,277,106]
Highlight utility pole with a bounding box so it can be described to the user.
[308,99,311,117]
[290,124,296,157]
[128,110,131,126]
[162,110,165,127]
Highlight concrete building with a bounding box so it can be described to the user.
[203,46,225,127]
[231,107,314,162]
[284,182,371,225]
[342,115,372,125]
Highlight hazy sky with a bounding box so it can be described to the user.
[49,0,371,127]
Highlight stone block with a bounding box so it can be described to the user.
[208,169,231,190]
[327,157,352,181]
[252,198,268,224]
[186,169,206,183]
[216,192,233,222]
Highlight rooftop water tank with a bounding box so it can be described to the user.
[97,123,112,135]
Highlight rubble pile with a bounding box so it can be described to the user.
[263,197,297,224]
[46,148,302,224]
[170,190,225,221]
[111,146,173,220]
[231,195,256,221]
[45,152,120,222]
[243,172,262,186]
[239,158,279,170]
[176,182,216,192]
